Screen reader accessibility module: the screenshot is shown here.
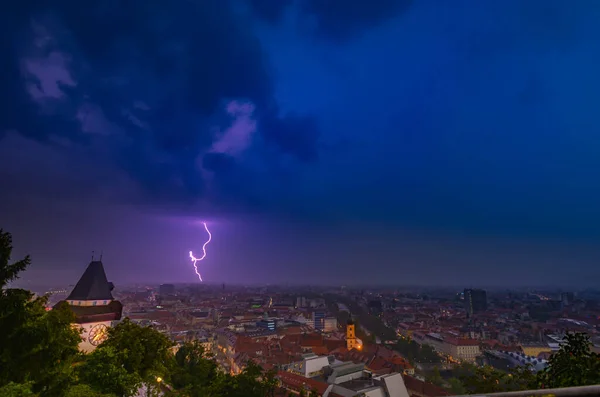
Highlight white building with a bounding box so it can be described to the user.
[283,354,410,397]
[324,317,338,332]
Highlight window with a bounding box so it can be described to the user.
[103,300,107,305]
[93,301,97,306]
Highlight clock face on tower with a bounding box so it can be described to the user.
[88,323,109,346]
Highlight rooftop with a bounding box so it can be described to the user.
[337,378,379,392]
[66,260,114,301]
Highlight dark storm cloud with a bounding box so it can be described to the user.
[299,0,413,43]
[445,0,600,59]
[202,153,237,174]
[247,0,294,25]
[248,0,414,43]
[260,112,320,162]
[247,0,600,239]
[0,0,319,211]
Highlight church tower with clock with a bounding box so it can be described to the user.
[55,259,123,353]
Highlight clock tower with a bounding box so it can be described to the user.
[55,259,123,352]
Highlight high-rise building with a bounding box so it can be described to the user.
[312,310,326,331]
[561,292,574,306]
[296,296,307,308]
[55,260,123,353]
[464,288,487,318]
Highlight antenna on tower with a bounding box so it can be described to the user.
[100,251,103,261]
[91,251,95,261]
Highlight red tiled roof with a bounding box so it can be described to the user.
[403,375,450,397]
[277,371,329,395]
[127,310,174,321]
[312,345,329,355]
[367,357,390,372]
[445,337,479,346]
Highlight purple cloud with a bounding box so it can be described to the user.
[209,101,257,157]
[22,51,76,101]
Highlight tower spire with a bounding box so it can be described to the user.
[91,251,95,261]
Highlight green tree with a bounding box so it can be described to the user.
[0,230,81,396]
[0,230,30,289]
[447,377,466,395]
[427,367,444,387]
[460,365,513,394]
[0,382,37,397]
[460,363,538,394]
[64,384,116,397]
[101,318,173,382]
[169,341,219,396]
[452,361,477,379]
[79,319,173,396]
[204,361,276,397]
[536,332,600,388]
[394,338,440,364]
[457,333,600,394]
[419,344,441,364]
[78,346,142,396]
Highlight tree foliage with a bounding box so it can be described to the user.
[458,332,600,394]
[447,377,467,395]
[0,230,81,396]
[0,229,30,289]
[0,382,37,397]
[537,332,600,388]
[202,360,277,397]
[78,346,142,396]
[169,341,220,396]
[169,351,277,397]
[101,318,173,381]
[395,337,441,364]
[427,366,444,387]
[64,384,116,397]
[459,364,536,394]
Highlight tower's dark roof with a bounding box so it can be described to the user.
[66,261,114,301]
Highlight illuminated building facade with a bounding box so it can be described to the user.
[346,319,362,350]
[257,318,276,331]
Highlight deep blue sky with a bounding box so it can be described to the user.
[2,0,600,287]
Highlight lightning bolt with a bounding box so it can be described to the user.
[189,222,212,282]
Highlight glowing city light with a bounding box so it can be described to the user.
[189,222,212,282]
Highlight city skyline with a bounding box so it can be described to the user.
[2,1,600,285]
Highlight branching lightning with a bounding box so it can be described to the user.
[189,222,212,282]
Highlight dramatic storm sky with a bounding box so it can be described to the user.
[2,0,600,287]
